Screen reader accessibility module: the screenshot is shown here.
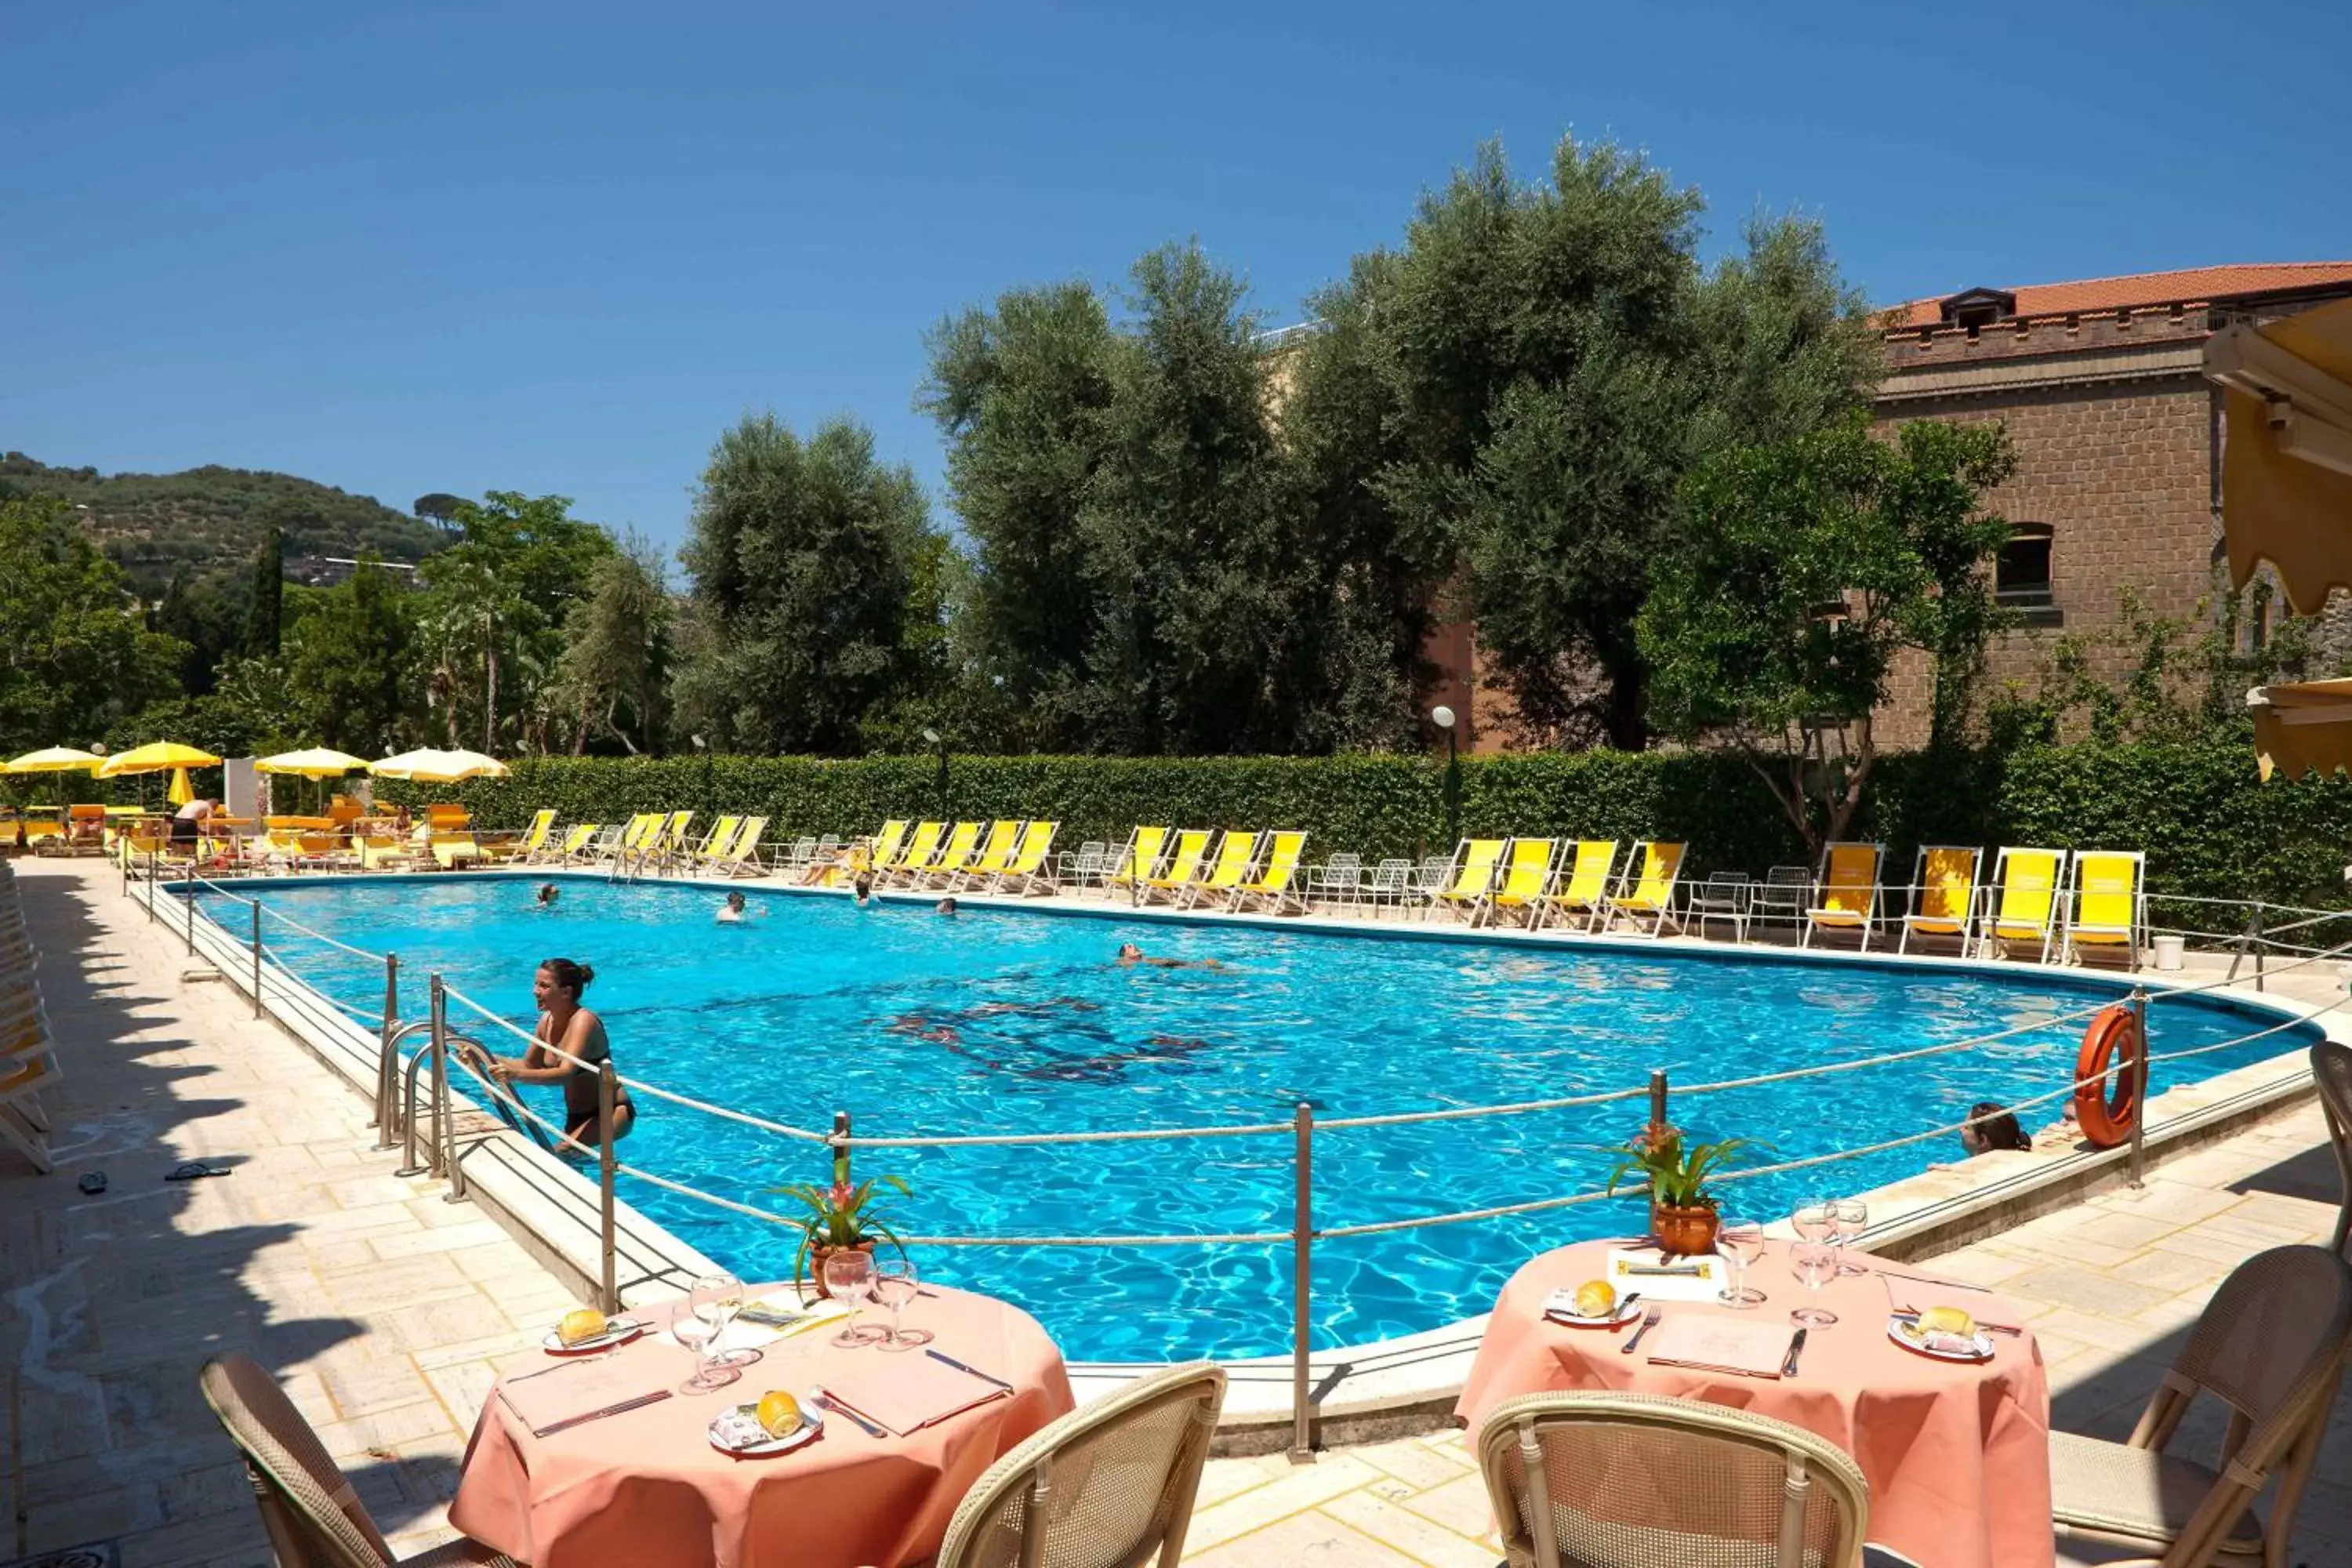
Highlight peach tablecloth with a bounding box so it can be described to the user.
[1455,1240,2053,1568]
[450,1284,1075,1568]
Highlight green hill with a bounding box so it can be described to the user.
[0,451,452,588]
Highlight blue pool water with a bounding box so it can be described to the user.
[204,875,2316,1361]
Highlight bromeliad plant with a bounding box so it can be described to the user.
[776,1143,911,1285]
[1602,1125,1755,1210]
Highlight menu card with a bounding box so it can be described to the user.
[499,1353,667,1436]
[1642,1316,1792,1379]
[821,1353,1012,1436]
[1602,1247,1722,1302]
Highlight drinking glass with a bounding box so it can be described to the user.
[1831,1199,1870,1276]
[1715,1217,1766,1307]
[697,1271,760,1367]
[672,1289,737,1393]
[872,1256,932,1352]
[1789,1240,1840,1327]
[823,1250,882,1346]
[1793,1201,1834,1247]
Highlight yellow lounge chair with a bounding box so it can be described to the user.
[1602,841,1686,937]
[695,815,744,866]
[711,817,769,877]
[920,822,984,887]
[869,819,909,875]
[990,820,1062,895]
[1802,842,1886,951]
[20,816,64,855]
[1534,840,1620,932]
[1477,837,1559,927]
[951,820,1026,891]
[652,811,695,869]
[359,827,419,871]
[429,831,484,870]
[1428,839,1507,920]
[1105,827,1173,894]
[0,1043,60,1173]
[486,808,556,864]
[1987,846,2069,963]
[596,814,655,864]
[1898,846,1982,955]
[1140,829,1215,904]
[884,822,945,885]
[554,823,602,864]
[1182,830,1261,909]
[2064,850,2147,967]
[1229,829,1308,913]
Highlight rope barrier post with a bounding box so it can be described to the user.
[2253,906,2267,992]
[1289,1101,1316,1465]
[426,975,450,1179]
[1648,1069,1670,1137]
[249,899,263,1018]
[599,1064,620,1313]
[2127,985,2151,1189]
[184,879,197,956]
[832,1109,852,1190]
[374,954,401,1144]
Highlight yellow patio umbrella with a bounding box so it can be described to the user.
[97,742,222,778]
[2206,295,2352,615]
[256,747,372,779]
[2,746,105,775]
[369,748,509,783]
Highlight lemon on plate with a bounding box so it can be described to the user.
[557,1308,609,1347]
[754,1391,803,1438]
[1573,1280,1617,1319]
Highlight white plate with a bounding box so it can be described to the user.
[1543,1292,1643,1330]
[708,1400,826,1457]
[540,1317,645,1355]
[1886,1315,1994,1363]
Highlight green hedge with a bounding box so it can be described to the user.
[378,734,2352,910]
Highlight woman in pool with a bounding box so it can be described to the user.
[1958,1102,2031,1155]
[470,959,634,1154]
[535,884,559,908]
[1116,942,1225,971]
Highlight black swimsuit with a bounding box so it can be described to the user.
[555,1028,632,1144]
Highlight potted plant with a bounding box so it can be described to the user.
[777,1167,911,1296]
[1604,1125,1753,1258]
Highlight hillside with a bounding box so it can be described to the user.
[0,451,452,587]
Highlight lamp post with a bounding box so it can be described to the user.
[1432,705,1460,848]
[691,734,711,813]
[922,728,949,822]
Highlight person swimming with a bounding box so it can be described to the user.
[854,873,875,907]
[1116,942,1225,971]
[936,898,958,917]
[535,884,559,908]
[717,890,758,924]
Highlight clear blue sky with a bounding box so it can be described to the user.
[9,1,2349,557]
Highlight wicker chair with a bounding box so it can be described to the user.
[199,1355,515,1567]
[935,1361,1225,1568]
[2314,1041,2352,1258]
[1477,1390,1872,1568]
[2049,1243,2352,1568]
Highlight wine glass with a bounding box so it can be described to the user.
[1793,1200,1834,1248]
[1715,1216,1766,1308]
[1831,1199,1870,1276]
[872,1255,931,1352]
[671,1288,737,1393]
[823,1250,881,1346]
[697,1271,760,1368]
[1789,1241,1840,1327]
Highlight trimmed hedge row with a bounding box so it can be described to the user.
[377,734,2352,910]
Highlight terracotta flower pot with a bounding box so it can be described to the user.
[1651,1200,1719,1259]
[806,1238,878,1298]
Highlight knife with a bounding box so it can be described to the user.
[925,1347,1014,1391]
[1780,1329,1809,1377]
[532,1388,671,1437]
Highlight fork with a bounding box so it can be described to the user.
[1619,1305,1664,1355]
[808,1387,885,1439]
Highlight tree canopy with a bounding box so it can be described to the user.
[0,495,187,754]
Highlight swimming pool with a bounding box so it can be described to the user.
[205,874,2317,1361]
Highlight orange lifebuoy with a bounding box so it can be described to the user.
[2074,1003,2143,1149]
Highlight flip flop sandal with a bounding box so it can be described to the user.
[165,1160,231,1181]
[78,1171,107,1196]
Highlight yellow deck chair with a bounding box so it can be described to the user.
[555,824,602,864]
[1230,830,1308,914]
[885,821,944,884]
[952,820,1025,889]
[2064,851,2147,967]
[1105,827,1172,892]
[1988,846,2069,963]
[1803,842,1886,951]
[711,817,768,877]
[488,808,555,863]
[1898,846,1982,955]
[360,827,419,870]
[1182,830,1261,909]
[429,831,484,870]
[990,820,1062,895]
[1477,838,1559,927]
[1141,829,1215,902]
[695,815,744,865]
[1535,840,1620,932]
[869,819,909,874]
[921,822,984,885]
[601,813,655,862]
[1602,841,1686,937]
[1428,839,1507,920]
[19,816,64,854]
[656,811,695,866]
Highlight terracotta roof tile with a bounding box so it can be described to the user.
[1886,263,2352,330]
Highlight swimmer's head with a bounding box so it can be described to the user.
[1118,942,1143,960]
[854,874,874,900]
[726,891,746,911]
[536,884,558,905]
[936,898,957,916]
[534,958,593,1008]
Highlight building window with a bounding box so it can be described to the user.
[1997,524,2062,626]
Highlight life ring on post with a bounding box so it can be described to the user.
[2074,1003,2143,1149]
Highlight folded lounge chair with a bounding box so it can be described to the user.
[1230,830,1308,913]
[1898,845,1982,955]
[1477,837,1559,928]
[1802,841,1886,951]
[1534,840,1619,933]
[1139,829,1214,905]
[2063,849,2147,967]
[1987,846,2069,963]
[1601,840,1686,937]
[1427,839,1507,921]
[1181,830,1261,910]
[990,820,1060,895]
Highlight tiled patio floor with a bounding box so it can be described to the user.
[2,858,2346,1567]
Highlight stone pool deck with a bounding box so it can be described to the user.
[2,856,2347,1567]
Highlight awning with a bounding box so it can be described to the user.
[2207,296,2352,615]
[2246,677,2352,779]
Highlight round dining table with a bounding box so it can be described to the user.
[450,1283,1076,1568]
[1455,1239,2053,1568]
